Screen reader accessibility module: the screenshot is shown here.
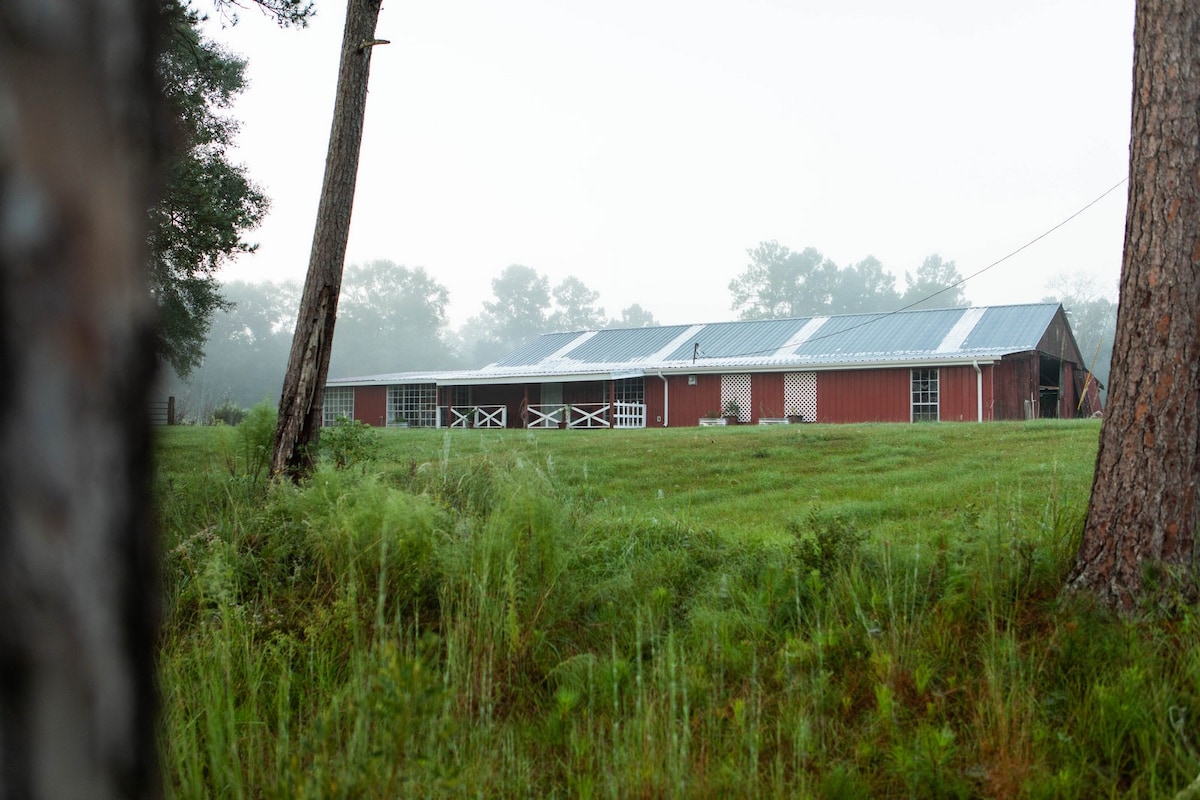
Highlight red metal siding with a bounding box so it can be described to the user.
[643,375,665,427]
[818,369,910,422]
[939,366,980,422]
[354,386,387,427]
[750,373,786,421]
[666,374,722,427]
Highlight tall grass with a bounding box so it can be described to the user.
[156,421,1200,798]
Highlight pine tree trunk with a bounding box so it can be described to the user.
[271,0,384,479]
[1067,0,1200,610]
[0,1,161,797]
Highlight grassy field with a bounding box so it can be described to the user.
[156,417,1200,798]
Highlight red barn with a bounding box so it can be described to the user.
[324,303,1102,429]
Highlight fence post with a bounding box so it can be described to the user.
[167,395,175,426]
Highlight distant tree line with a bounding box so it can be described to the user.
[728,240,968,319]
[164,260,657,413]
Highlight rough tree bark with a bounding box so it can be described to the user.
[1067,0,1200,610]
[271,0,384,480]
[0,1,161,797]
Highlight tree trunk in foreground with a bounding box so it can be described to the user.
[1067,0,1200,611]
[271,0,384,480]
[0,1,160,797]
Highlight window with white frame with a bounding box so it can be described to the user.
[323,386,355,427]
[911,369,939,422]
[386,383,437,427]
[613,377,644,405]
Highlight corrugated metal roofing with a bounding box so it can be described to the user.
[663,318,811,361]
[566,324,695,362]
[330,303,1072,386]
[960,303,1060,352]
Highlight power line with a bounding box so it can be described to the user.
[695,177,1128,361]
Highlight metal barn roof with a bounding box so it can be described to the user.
[329,303,1077,387]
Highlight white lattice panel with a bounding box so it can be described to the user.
[721,374,752,422]
[785,372,817,422]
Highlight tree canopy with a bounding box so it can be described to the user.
[330,260,458,377]
[150,0,268,377]
[729,241,967,320]
[549,276,609,332]
[899,254,969,310]
[1042,272,1117,397]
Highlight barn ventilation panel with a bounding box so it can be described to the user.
[785,372,817,421]
[720,374,752,422]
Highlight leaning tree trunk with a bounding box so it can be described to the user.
[0,1,161,797]
[1067,0,1200,611]
[271,0,384,480]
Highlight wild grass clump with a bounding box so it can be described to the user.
[156,421,1200,798]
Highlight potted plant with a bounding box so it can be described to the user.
[389,412,409,428]
[722,399,741,423]
[699,409,725,426]
[785,406,804,424]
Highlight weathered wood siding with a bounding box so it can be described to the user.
[992,354,1039,420]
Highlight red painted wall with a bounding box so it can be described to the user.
[354,386,387,427]
[751,373,786,421]
[940,366,981,422]
[644,375,666,427]
[664,373,722,426]
[818,369,911,422]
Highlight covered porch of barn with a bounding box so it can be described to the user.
[435,373,649,430]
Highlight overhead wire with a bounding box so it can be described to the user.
[693,177,1128,361]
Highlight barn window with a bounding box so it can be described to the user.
[387,383,437,427]
[614,377,644,405]
[323,386,355,426]
[911,369,939,422]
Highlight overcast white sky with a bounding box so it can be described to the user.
[207,0,1135,328]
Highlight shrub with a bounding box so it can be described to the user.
[788,509,866,576]
[216,400,276,485]
[211,400,247,426]
[321,416,379,470]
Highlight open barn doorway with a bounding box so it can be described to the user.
[1039,353,1062,418]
